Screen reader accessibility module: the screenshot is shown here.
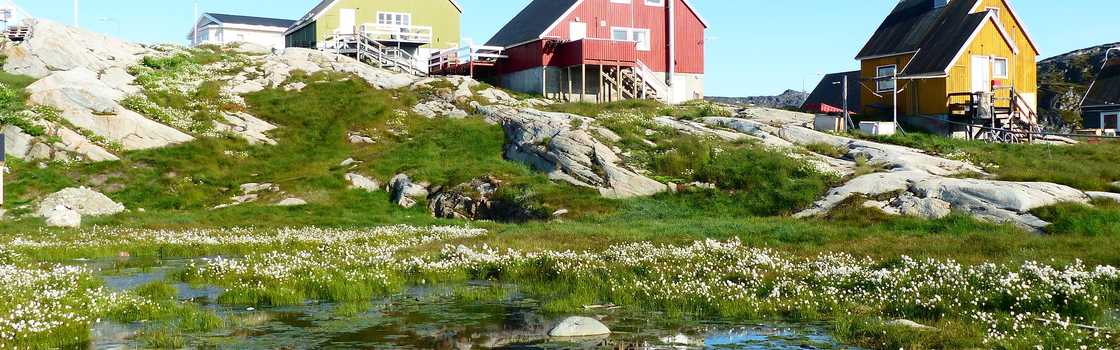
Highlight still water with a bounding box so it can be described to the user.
[87,260,860,350]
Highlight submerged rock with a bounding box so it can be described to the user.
[548,316,611,337]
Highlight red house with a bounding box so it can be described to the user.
[435,0,708,104]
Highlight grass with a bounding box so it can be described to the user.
[867,132,1120,191]
[3,50,1120,349]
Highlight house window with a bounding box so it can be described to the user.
[1105,112,1119,130]
[377,12,411,26]
[992,57,1009,79]
[876,65,897,92]
[645,0,665,6]
[610,27,651,51]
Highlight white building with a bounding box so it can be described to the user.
[188,13,294,50]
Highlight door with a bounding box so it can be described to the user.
[339,8,356,35]
[971,56,991,93]
[569,22,587,40]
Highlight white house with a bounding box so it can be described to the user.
[188,13,295,49]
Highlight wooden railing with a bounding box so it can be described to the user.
[358,23,433,44]
[428,45,506,73]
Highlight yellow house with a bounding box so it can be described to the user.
[856,0,1040,127]
[284,0,462,63]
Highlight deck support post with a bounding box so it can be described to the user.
[616,64,622,102]
[581,64,587,103]
[598,65,604,103]
[542,67,547,98]
[567,66,573,102]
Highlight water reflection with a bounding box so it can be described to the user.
[88,261,859,349]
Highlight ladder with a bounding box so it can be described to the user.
[322,33,426,77]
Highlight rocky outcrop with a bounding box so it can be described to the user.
[428,176,546,222]
[2,124,118,162]
[548,316,611,338]
[27,68,194,151]
[478,105,665,199]
[796,171,1091,231]
[214,112,277,145]
[36,187,125,218]
[412,100,468,119]
[2,19,147,79]
[276,198,307,206]
[653,117,748,142]
[228,48,417,94]
[778,126,981,176]
[1088,191,1120,203]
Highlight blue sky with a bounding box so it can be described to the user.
[15,0,1120,96]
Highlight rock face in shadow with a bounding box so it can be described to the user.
[427,176,547,223]
[477,105,665,199]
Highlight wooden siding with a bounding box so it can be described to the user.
[859,54,916,117]
[307,0,461,49]
[946,0,1037,96]
[541,0,705,74]
[553,39,640,67]
[858,0,1038,117]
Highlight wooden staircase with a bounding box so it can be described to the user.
[322,33,426,77]
[964,87,1040,143]
[600,60,670,103]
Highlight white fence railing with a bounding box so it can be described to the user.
[633,59,669,100]
[358,23,433,44]
[429,45,506,71]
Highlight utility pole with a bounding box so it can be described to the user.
[1,135,5,211]
[842,74,852,130]
[193,0,199,46]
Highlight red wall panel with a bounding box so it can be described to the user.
[540,0,705,74]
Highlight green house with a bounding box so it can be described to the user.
[284,0,462,57]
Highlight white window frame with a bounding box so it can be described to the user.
[610,27,652,52]
[991,57,1010,79]
[377,11,412,26]
[645,0,665,6]
[1104,112,1120,131]
[876,65,897,93]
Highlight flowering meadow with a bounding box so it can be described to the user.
[0,223,1117,348]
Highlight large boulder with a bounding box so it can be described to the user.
[36,187,125,218]
[213,112,277,145]
[1088,191,1120,204]
[27,68,194,150]
[42,205,81,228]
[412,100,468,119]
[389,174,429,208]
[345,173,381,192]
[478,106,665,199]
[2,19,147,79]
[428,176,546,222]
[548,316,611,338]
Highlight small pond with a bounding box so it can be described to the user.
[84,259,861,350]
